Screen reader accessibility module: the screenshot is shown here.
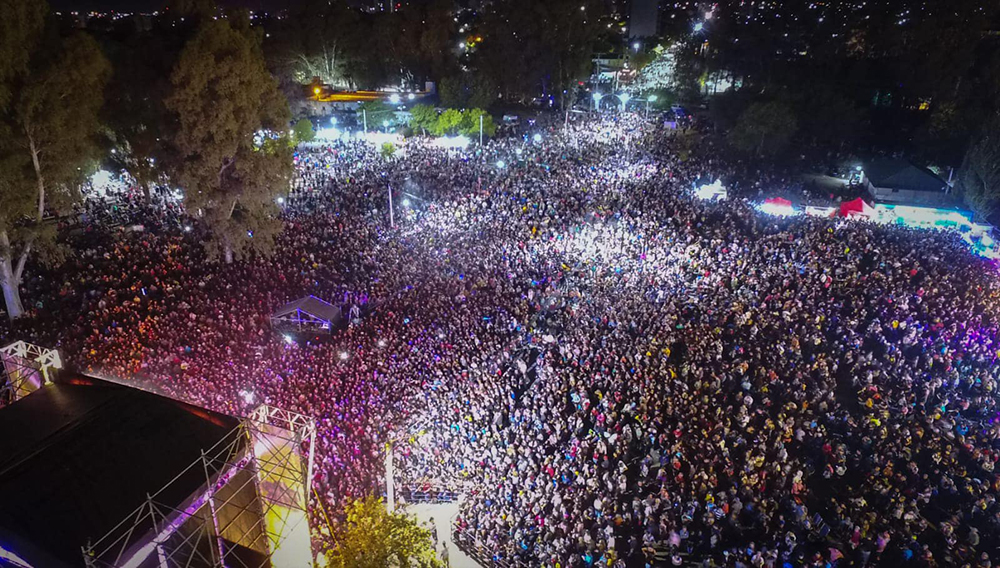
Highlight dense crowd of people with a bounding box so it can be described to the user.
[3,111,1000,567]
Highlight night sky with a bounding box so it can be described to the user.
[50,0,274,12]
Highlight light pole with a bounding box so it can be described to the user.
[363,109,368,133]
[387,182,395,228]
[645,95,657,119]
[619,92,631,113]
[383,120,389,134]
[592,92,602,112]
[480,114,484,146]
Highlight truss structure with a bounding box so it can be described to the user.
[83,405,316,568]
[246,405,316,568]
[0,341,61,407]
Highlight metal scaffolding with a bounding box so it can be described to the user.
[83,405,317,568]
[0,341,61,407]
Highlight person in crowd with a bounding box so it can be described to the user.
[3,113,999,568]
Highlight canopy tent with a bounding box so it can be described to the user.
[271,295,343,335]
[764,197,793,207]
[840,197,874,218]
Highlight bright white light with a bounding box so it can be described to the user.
[383,120,390,127]
[389,94,401,104]
[339,351,349,360]
[856,165,863,171]
[694,22,704,32]
[240,390,255,404]
[283,334,294,344]
[432,135,470,149]
[277,197,285,204]
[757,202,798,217]
[316,127,343,141]
[330,116,338,125]
[705,10,714,20]
[184,225,192,232]
[459,42,465,49]
[515,147,523,155]
[592,93,602,102]
[378,339,387,347]
[648,95,657,102]
[533,133,542,143]
[695,179,727,200]
[620,93,631,105]
[110,148,117,154]
[496,160,506,169]
[403,198,411,207]
[633,42,640,50]
[408,93,416,100]
[90,170,114,195]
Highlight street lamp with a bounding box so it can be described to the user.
[408,93,416,101]
[331,116,337,125]
[592,92,602,111]
[645,94,657,118]
[619,92,631,112]
[496,160,506,169]
[693,22,704,32]
[383,120,390,133]
[389,93,401,104]
[533,133,542,143]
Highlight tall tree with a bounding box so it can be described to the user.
[0,9,111,318]
[325,496,441,568]
[957,114,1000,217]
[274,0,364,89]
[728,100,798,157]
[438,73,497,109]
[102,33,177,202]
[477,0,604,108]
[0,0,45,110]
[165,19,292,264]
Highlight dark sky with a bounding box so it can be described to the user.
[50,0,276,12]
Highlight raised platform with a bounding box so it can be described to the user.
[0,376,242,567]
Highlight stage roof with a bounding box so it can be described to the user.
[863,159,947,193]
[273,295,342,324]
[0,376,241,568]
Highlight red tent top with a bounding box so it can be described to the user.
[840,197,873,217]
[764,197,793,207]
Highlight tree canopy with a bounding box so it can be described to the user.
[0,3,111,318]
[728,101,799,157]
[325,496,441,568]
[165,18,292,263]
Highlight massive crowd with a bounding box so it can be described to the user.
[3,111,1000,567]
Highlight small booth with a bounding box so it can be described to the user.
[840,198,875,219]
[271,295,343,335]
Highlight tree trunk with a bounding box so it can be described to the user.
[0,232,25,319]
[141,180,151,203]
[27,136,46,222]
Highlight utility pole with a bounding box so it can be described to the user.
[565,109,570,132]
[387,182,395,228]
[363,109,368,133]
[479,114,484,146]
[385,441,395,512]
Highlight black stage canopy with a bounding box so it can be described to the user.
[0,376,241,568]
